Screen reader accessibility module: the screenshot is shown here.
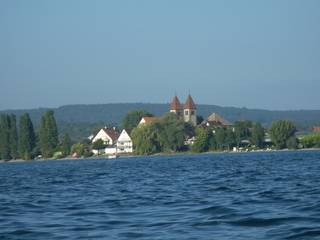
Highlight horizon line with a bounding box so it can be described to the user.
[0,101,320,112]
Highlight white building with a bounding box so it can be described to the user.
[91,127,119,155]
[92,127,119,146]
[116,129,133,154]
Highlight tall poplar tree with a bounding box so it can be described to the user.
[0,114,10,160]
[61,133,71,156]
[39,110,58,158]
[19,113,36,160]
[250,123,265,148]
[9,114,18,159]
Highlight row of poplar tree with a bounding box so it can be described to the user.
[0,110,64,160]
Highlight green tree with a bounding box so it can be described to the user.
[131,124,160,155]
[250,123,265,148]
[39,110,59,158]
[61,133,72,156]
[71,142,85,157]
[19,113,36,160]
[81,139,93,157]
[122,110,153,132]
[92,139,105,155]
[234,120,252,147]
[208,131,217,150]
[0,114,10,159]
[192,128,210,153]
[225,128,236,150]
[215,128,226,150]
[157,113,187,152]
[9,114,18,159]
[286,136,298,149]
[269,120,296,149]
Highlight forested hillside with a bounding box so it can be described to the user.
[2,103,320,140]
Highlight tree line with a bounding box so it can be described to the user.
[191,120,297,153]
[2,107,319,159]
[0,110,72,160]
[125,110,307,155]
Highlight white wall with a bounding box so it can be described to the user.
[92,129,113,145]
[116,130,133,153]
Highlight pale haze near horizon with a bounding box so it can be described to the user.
[0,0,319,111]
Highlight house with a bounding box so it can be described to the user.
[116,129,133,153]
[201,113,232,128]
[313,126,320,133]
[138,116,159,126]
[184,136,196,145]
[170,94,197,126]
[92,127,119,146]
[91,127,119,155]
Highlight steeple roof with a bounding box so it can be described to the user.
[170,95,182,110]
[184,95,196,109]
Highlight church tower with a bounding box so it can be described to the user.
[183,94,197,126]
[170,95,183,117]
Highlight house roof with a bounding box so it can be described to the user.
[102,127,120,142]
[184,94,196,109]
[118,129,132,142]
[313,126,320,132]
[207,113,232,126]
[142,116,159,123]
[170,95,182,110]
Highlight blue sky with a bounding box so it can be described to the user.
[1,0,319,110]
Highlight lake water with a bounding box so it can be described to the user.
[1,151,320,240]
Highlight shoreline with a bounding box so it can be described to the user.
[1,148,320,164]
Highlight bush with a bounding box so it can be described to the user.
[300,134,320,148]
[286,137,298,149]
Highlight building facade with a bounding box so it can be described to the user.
[170,94,197,126]
[91,127,119,146]
[91,127,119,155]
[116,129,133,153]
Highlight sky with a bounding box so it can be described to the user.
[0,0,320,111]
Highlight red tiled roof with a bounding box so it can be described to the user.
[170,96,182,110]
[313,126,320,132]
[184,95,196,109]
[141,117,159,123]
[102,128,120,142]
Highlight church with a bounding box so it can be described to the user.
[170,94,197,126]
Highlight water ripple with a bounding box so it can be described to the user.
[1,151,320,239]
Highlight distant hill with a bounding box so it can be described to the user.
[2,103,320,140]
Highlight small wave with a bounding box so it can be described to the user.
[212,186,232,191]
[286,229,320,239]
[195,205,234,215]
[227,217,296,227]
[192,220,221,227]
[118,232,146,238]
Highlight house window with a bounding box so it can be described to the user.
[185,110,189,115]
[191,110,195,115]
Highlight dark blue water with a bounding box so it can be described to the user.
[1,151,320,240]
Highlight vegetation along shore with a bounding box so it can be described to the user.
[1,95,320,162]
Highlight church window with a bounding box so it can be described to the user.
[185,110,189,115]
